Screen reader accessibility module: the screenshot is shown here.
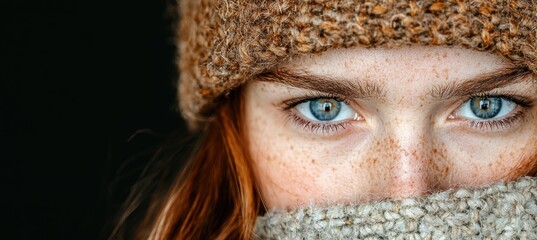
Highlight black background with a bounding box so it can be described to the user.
[3,0,186,239]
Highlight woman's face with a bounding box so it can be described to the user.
[244,46,537,210]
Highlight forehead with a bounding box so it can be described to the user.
[280,46,512,87]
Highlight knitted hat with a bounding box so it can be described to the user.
[178,0,537,130]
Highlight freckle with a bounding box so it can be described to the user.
[442,68,449,80]
[311,159,316,164]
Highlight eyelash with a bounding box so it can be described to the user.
[286,114,352,134]
[282,92,534,134]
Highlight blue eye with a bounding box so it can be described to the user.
[295,98,357,122]
[470,97,502,118]
[457,97,517,120]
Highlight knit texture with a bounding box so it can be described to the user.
[178,0,537,130]
[254,177,537,239]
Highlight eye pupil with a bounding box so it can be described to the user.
[480,99,490,110]
[310,99,341,121]
[323,102,331,112]
[470,97,502,119]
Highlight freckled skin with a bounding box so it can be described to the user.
[245,46,537,210]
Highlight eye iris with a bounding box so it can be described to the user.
[310,99,341,121]
[470,97,502,119]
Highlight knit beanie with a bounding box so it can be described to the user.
[254,177,537,239]
[178,0,537,130]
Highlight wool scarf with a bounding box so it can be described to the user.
[255,177,537,239]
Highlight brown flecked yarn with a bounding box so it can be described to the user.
[177,0,537,130]
[254,177,537,239]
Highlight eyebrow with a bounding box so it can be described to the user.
[257,69,385,99]
[257,66,534,100]
[429,66,533,99]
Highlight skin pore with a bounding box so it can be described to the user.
[244,46,537,210]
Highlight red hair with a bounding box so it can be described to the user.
[142,89,261,239]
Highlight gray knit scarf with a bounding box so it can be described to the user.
[254,177,537,239]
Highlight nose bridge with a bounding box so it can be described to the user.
[381,117,435,199]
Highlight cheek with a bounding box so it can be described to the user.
[444,128,537,186]
[246,125,323,209]
[507,141,537,178]
[246,125,364,208]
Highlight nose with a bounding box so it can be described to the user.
[387,147,434,198]
[373,124,439,199]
